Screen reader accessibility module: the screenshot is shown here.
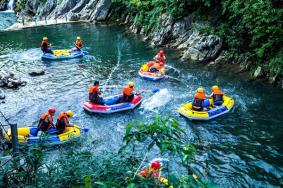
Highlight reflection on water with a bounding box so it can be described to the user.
[0,23,282,187]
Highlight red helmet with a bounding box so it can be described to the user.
[48,108,56,114]
[151,161,161,169]
[159,50,164,55]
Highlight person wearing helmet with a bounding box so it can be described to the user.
[193,88,207,111]
[140,160,161,178]
[150,50,166,73]
[209,85,224,106]
[40,37,53,54]
[36,108,56,135]
[154,50,166,64]
[123,82,135,102]
[89,81,104,105]
[73,36,84,51]
[56,111,74,134]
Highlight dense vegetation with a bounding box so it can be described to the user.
[0,116,216,187]
[113,0,283,79]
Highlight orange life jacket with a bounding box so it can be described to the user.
[212,89,224,95]
[89,85,99,95]
[75,40,83,48]
[193,92,206,107]
[147,61,155,67]
[140,167,160,178]
[123,87,134,96]
[212,89,224,103]
[57,112,69,125]
[38,112,53,129]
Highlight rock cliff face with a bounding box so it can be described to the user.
[14,1,281,87]
[18,0,112,22]
[17,1,221,63]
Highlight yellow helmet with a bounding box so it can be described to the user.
[77,36,81,40]
[128,82,135,87]
[66,111,74,117]
[211,85,219,90]
[43,37,48,41]
[197,88,204,93]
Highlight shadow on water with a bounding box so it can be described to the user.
[0,23,283,187]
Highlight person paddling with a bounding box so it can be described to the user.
[89,81,104,105]
[56,111,74,135]
[209,85,224,106]
[122,82,144,102]
[36,108,56,135]
[72,36,83,51]
[40,37,53,54]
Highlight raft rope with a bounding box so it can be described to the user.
[102,38,122,93]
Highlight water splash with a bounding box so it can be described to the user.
[141,88,172,111]
[9,48,42,62]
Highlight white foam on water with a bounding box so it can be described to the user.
[142,88,172,111]
[10,48,42,61]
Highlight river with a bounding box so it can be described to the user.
[0,23,282,187]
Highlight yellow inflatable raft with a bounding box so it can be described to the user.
[178,96,234,120]
[4,125,89,145]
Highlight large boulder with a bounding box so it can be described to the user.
[0,72,26,89]
[181,30,222,62]
[28,69,45,76]
[150,14,174,46]
[89,0,111,21]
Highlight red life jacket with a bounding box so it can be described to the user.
[40,41,49,51]
[156,53,165,64]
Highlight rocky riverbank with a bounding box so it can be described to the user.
[10,0,283,88]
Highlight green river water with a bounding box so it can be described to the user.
[0,21,283,187]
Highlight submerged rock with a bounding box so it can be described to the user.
[29,69,45,76]
[0,72,26,89]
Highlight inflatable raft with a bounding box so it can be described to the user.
[83,94,142,114]
[139,62,166,81]
[4,125,89,145]
[42,49,88,60]
[138,71,165,81]
[178,96,234,120]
